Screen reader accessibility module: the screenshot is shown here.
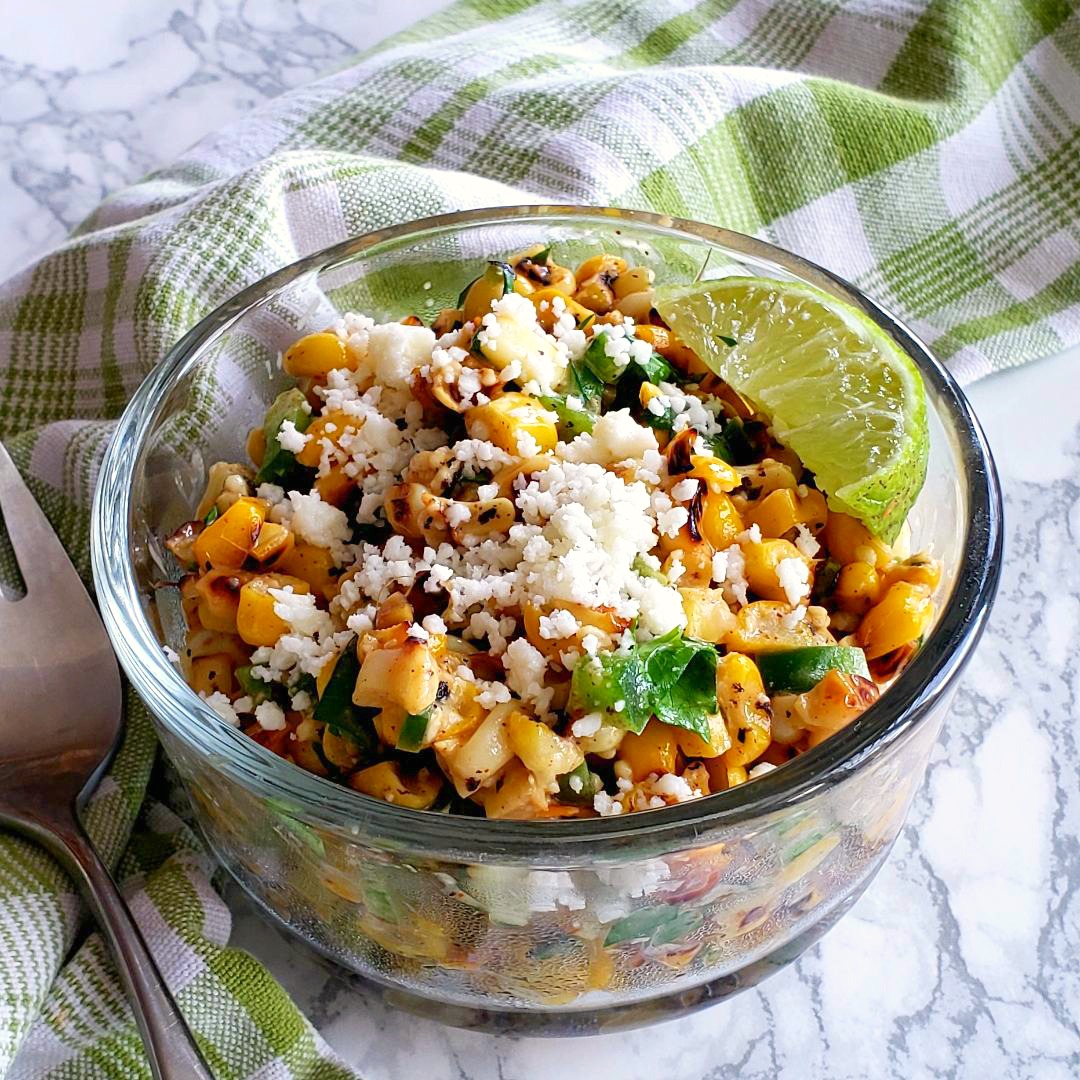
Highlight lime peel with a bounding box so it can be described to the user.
[656,277,928,543]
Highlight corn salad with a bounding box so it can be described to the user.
[166,246,940,818]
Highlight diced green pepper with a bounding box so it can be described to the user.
[396,709,432,753]
[604,904,703,947]
[556,761,599,805]
[235,665,274,705]
[541,394,596,437]
[255,388,313,485]
[757,646,870,694]
[203,504,220,525]
[313,636,377,750]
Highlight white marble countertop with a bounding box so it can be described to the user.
[3,4,1078,1077]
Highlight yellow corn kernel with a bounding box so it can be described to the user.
[476,307,563,379]
[679,586,736,644]
[190,653,235,698]
[632,324,707,375]
[465,392,558,455]
[443,703,517,796]
[321,727,361,771]
[715,652,770,766]
[835,561,882,614]
[194,496,267,571]
[295,409,357,467]
[618,718,679,782]
[522,601,622,660]
[704,757,747,791]
[463,268,513,324]
[857,581,934,660]
[529,287,592,332]
[352,639,440,715]
[612,265,653,298]
[688,455,739,494]
[823,512,891,567]
[480,759,549,819]
[283,331,349,378]
[742,538,810,603]
[725,600,823,653]
[246,426,266,468]
[574,255,627,314]
[275,542,337,600]
[247,521,293,571]
[674,712,731,759]
[507,712,583,788]
[699,491,744,550]
[236,574,311,647]
[314,465,353,507]
[193,568,251,633]
[349,762,441,809]
[745,487,829,538]
[638,381,664,410]
[883,555,942,592]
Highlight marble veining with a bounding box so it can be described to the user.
[3,3,1079,1077]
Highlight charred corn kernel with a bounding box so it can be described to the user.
[661,544,713,587]
[715,652,771,766]
[801,670,880,742]
[632,323,706,375]
[734,459,799,501]
[618,719,679,782]
[194,496,267,571]
[462,266,511,324]
[742,538,809,603]
[699,491,744,550]
[575,254,628,282]
[480,759,549,819]
[639,381,664,411]
[705,757,748,791]
[444,703,517,795]
[745,487,828,538]
[726,600,822,653]
[574,261,623,314]
[835,561,882,614]
[883,555,942,592]
[529,287,591,332]
[236,574,311,647]
[688,455,739,494]
[349,761,441,809]
[283,332,349,377]
[353,639,440,715]
[576,721,625,758]
[465,393,558,455]
[673,711,731,759]
[247,521,293,570]
[432,307,464,335]
[679,587,736,643]
[193,568,251,633]
[246,426,266,468]
[321,727,361,770]
[295,409,356,467]
[823,512,891,567]
[522,601,621,659]
[275,542,337,600]
[314,465,353,507]
[507,712,583,787]
[190,653,235,697]
[375,592,414,630]
[612,265,653,297]
[858,581,934,660]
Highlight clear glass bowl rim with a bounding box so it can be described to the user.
[91,204,1003,858]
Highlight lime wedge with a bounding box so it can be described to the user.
[656,277,928,543]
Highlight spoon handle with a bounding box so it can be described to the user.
[45,816,216,1080]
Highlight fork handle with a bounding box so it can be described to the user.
[46,819,216,1080]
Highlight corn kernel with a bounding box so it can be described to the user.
[193,496,267,571]
[283,332,349,378]
[835,561,882,614]
[742,538,809,602]
[236,574,311,647]
[465,392,558,454]
[857,581,934,660]
[618,719,679,782]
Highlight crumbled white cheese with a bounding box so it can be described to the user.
[571,712,603,738]
[776,556,811,606]
[276,419,311,453]
[671,478,700,503]
[202,691,240,726]
[254,700,286,731]
[365,322,436,389]
[794,523,820,558]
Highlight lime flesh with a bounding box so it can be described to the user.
[657,277,928,543]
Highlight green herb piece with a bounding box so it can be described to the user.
[706,417,756,466]
[717,333,737,347]
[255,388,314,485]
[811,558,842,605]
[758,646,870,694]
[604,904,704,947]
[541,394,596,438]
[396,709,432,753]
[631,555,668,585]
[203,504,220,526]
[556,761,599,805]
[532,245,552,264]
[568,629,718,740]
[564,354,604,410]
[312,635,377,749]
[235,665,274,705]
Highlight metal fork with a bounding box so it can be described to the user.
[0,442,214,1080]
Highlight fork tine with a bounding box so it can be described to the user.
[0,440,86,596]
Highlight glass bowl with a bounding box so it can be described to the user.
[91,206,1002,1034]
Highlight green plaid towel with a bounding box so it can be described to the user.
[1,1,1077,1075]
